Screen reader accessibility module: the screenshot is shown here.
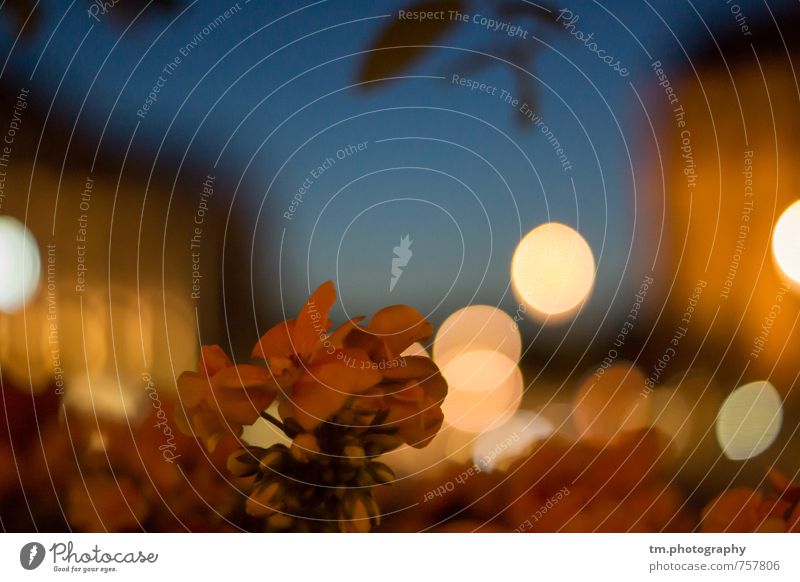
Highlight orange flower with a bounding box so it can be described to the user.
[355,357,446,448]
[768,469,800,532]
[343,305,446,448]
[251,281,385,431]
[180,280,446,459]
[701,488,775,532]
[701,470,800,533]
[177,345,279,451]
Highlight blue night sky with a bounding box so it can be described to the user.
[1,0,791,346]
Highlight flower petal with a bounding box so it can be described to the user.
[213,364,279,391]
[215,389,275,425]
[368,305,433,357]
[293,281,336,359]
[190,410,226,452]
[307,352,383,395]
[199,345,233,377]
[385,381,425,403]
[291,377,351,431]
[177,372,211,408]
[383,395,443,449]
[289,355,382,430]
[382,355,439,381]
[342,327,392,362]
[252,319,296,360]
[701,488,764,532]
[327,317,366,349]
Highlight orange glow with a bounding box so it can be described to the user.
[440,350,523,433]
[772,201,800,285]
[511,223,595,321]
[572,363,650,443]
[433,305,521,369]
[648,387,692,454]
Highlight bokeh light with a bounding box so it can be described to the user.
[572,363,650,443]
[433,305,521,369]
[511,222,595,321]
[63,374,147,421]
[716,380,783,461]
[772,201,800,284]
[0,216,41,313]
[648,387,692,454]
[440,350,523,433]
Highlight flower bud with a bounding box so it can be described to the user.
[339,491,379,533]
[246,480,285,517]
[290,433,321,463]
[226,447,265,477]
[342,444,366,467]
[336,409,356,425]
[362,433,404,456]
[259,444,288,471]
[365,461,395,485]
[267,513,296,531]
[355,469,376,487]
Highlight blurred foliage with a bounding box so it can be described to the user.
[358,0,558,125]
[359,0,465,85]
[0,0,181,39]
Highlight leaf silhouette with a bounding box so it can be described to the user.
[358,0,464,89]
[0,0,181,39]
[498,1,559,28]
[1,0,39,39]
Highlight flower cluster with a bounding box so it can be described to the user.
[701,470,800,532]
[176,281,447,532]
[378,429,693,532]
